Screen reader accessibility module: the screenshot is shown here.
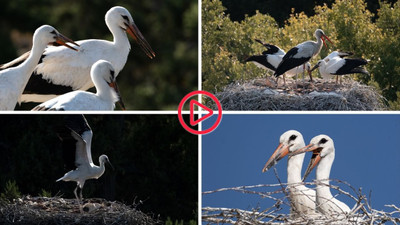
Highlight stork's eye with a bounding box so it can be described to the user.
[121,15,129,21]
[289,135,297,141]
[319,138,328,144]
[110,69,115,79]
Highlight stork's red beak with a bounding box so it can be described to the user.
[108,81,126,110]
[126,22,155,59]
[293,144,323,181]
[54,33,80,51]
[262,143,290,173]
[321,34,333,50]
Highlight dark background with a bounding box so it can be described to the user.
[0,0,198,110]
[0,115,197,222]
[220,0,396,26]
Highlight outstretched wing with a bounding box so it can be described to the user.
[59,115,94,169]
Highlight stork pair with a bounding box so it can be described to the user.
[262,130,351,218]
[247,29,369,85]
[0,6,155,110]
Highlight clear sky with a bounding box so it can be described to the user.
[202,114,400,215]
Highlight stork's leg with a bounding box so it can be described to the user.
[80,188,83,202]
[283,74,287,86]
[74,186,83,213]
[302,64,305,82]
[275,76,280,87]
[307,65,313,82]
[336,75,339,85]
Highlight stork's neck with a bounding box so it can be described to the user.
[93,76,119,105]
[93,160,106,178]
[313,36,323,57]
[18,40,47,93]
[287,153,305,184]
[108,24,131,49]
[315,152,335,198]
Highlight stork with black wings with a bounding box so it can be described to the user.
[57,115,113,212]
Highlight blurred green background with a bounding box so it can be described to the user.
[0,115,197,223]
[0,0,198,110]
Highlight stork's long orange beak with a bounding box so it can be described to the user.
[262,143,290,173]
[321,34,333,50]
[293,144,323,181]
[126,22,155,59]
[54,33,80,51]
[109,81,126,110]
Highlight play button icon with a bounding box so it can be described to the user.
[190,100,213,126]
[178,90,223,135]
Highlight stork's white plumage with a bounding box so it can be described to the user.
[262,130,316,217]
[311,52,369,84]
[32,60,124,111]
[56,115,113,212]
[274,29,333,81]
[323,51,353,62]
[297,135,351,216]
[0,25,78,110]
[1,6,155,103]
[245,42,311,85]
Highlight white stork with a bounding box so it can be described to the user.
[56,115,113,212]
[0,6,155,103]
[296,135,351,216]
[246,40,311,85]
[274,29,333,82]
[0,25,78,110]
[311,52,369,84]
[262,130,316,217]
[32,60,125,111]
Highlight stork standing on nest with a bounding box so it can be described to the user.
[0,25,78,110]
[274,29,333,82]
[295,135,351,216]
[0,6,155,104]
[57,115,113,213]
[262,130,316,218]
[246,40,311,86]
[311,51,369,84]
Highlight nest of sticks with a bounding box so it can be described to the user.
[0,196,159,225]
[209,77,386,111]
[202,174,400,225]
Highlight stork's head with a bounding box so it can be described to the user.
[315,29,333,49]
[34,25,79,51]
[294,134,335,181]
[310,60,325,73]
[100,154,114,170]
[262,130,305,173]
[91,60,126,110]
[105,6,155,59]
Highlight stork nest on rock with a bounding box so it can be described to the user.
[209,77,386,111]
[0,196,159,225]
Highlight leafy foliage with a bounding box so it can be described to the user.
[202,0,400,109]
[0,180,21,202]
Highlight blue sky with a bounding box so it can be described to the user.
[202,114,400,214]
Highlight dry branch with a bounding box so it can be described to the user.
[202,180,400,224]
